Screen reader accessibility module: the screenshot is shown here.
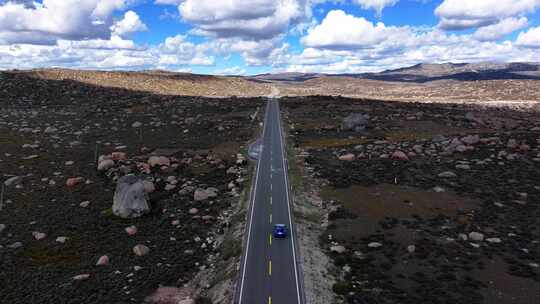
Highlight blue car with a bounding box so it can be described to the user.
[273,224,288,239]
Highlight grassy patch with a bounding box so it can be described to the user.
[221,234,242,261]
[23,242,83,267]
[299,137,369,149]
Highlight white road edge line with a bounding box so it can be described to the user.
[238,101,270,304]
[276,101,302,304]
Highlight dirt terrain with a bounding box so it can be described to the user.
[12,66,540,104]
[0,71,264,304]
[275,77,540,105]
[282,96,540,304]
[23,69,272,97]
[2,66,540,304]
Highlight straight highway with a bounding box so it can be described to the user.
[236,97,303,304]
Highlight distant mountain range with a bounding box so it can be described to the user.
[251,62,540,83]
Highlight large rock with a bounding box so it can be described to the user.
[342,113,369,132]
[112,175,150,218]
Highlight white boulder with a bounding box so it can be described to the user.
[112,175,150,219]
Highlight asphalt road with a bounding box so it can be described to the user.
[236,99,302,304]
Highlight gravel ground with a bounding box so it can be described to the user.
[282,96,540,304]
[0,72,264,304]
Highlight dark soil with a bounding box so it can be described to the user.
[282,96,540,304]
[0,72,264,304]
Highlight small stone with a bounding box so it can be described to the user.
[469,232,484,242]
[148,156,170,167]
[56,237,68,243]
[507,139,518,149]
[32,231,47,240]
[66,177,84,187]
[80,201,91,208]
[111,152,127,161]
[132,121,142,128]
[133,244,150,256]
[339,153,356,162]
[172,220,180,226]
[486,238,502,243]
[407,245,416,253]
[458,233,468,241]
[44,126,58,133]
[143,181,155,193]
[189,208,199,215]
[73,274,90,281]
[125,225,138,236]
[391,151,409,161]
[96,255,110,266]
[455,145,468,153]
[7,242,23,249]
[97,159,115,171]
[438,171,457,178]
[461,135,480,145]
[0,224,6,234]
[4,176,23,187]
[433,186,446,193]
[330,245,346,253]
[368,242,382,248]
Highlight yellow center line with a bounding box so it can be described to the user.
[269,233,272,246]
[269,260,272,276]
[268,296,272,304]
[270,196,272,205]
[270,213,272,223]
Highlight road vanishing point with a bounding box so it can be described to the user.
[235,98,303,304]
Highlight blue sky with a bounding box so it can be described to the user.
[1,0,540,74]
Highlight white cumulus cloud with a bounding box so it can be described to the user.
[352,0,398,16]
[0,0,133,45]
[473,17,528,41]
[435,0,540,30]
[516,26,540,48]
[301,10,410,50]
[111,10,148,37]
[178,0,311,40]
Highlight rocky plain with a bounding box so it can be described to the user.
[0,71,264,304]
[2,63,540,304]
[282,96,540,304]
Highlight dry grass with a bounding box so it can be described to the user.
[299,137,369,149]
[26,69,271,97]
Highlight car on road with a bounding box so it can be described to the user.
[273,224,288,239]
